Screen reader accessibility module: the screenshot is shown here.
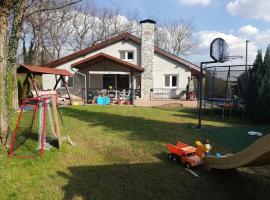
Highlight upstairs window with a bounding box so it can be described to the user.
[119,51,134,61]
[127,51,134,60]
[164,75,178,88]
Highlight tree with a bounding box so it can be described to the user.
[0,0,81,146]
[71,0,96,51]
[0,0,12,145]
[6,0,81,110]
[7,0,26,111]
[263,45,270,121]
[247,47,270,123]
[46,7,73,59]
[155,19,196,56]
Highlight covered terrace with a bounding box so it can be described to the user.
[71,53,144,105]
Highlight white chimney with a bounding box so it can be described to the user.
[140,19,156,100]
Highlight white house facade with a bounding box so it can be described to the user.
[42,19,200,102]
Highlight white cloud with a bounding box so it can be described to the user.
[256,30,270,46]
[238,25,259,37]
[227,0,270,21]
[178,0,211,6]
[191,31,258,65]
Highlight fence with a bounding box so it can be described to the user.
[150,88,186,100]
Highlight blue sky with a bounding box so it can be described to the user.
[96,0,270,64]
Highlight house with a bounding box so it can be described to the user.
[42,19,200,103]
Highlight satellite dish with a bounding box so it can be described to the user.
[210,38,229,63]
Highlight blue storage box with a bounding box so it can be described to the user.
[97,97,110,105]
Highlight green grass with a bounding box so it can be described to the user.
[1,105,270,200]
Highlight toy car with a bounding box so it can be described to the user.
[167,141,202,168]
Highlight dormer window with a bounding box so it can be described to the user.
[119,51,134,61]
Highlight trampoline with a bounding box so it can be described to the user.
[200,64,252,119]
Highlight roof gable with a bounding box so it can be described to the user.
[71,53,144,72]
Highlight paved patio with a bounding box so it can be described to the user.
[134,100,198,108]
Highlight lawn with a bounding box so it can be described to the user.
[1,105,270,200]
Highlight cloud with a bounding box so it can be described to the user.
[178,0,211,6]
[191,31,258,65]
[238,25,259,37]
[227,0,270,21]
[255,30,270,46]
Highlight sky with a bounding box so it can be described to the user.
[95,0,270,65]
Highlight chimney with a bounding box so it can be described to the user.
[140,19,156,100]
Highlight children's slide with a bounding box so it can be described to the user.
[203,133,270,170]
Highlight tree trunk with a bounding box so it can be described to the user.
[0,1,11,145]
[7,0,26,111]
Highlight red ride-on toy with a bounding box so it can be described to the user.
[167,141,202,168]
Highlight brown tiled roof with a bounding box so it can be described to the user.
[71,53,144,72]
[44,32,200,74]
[17,64,73,77]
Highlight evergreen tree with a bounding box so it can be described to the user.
[248,46,270,123]
[247,50,264,122]
[263,45,270,121]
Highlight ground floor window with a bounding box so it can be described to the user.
[164,75,178,88]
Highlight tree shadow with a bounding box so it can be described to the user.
[60,107,270,153]
[60,106,215,145]
[58,162,270,200]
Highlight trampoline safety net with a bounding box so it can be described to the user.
[202,65,252,118]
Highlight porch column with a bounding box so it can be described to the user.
[131,72,135,106]
[115,74,118,100]
[86,70,90,102]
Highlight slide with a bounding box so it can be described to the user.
[203,133,270,170]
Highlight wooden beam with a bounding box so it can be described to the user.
[21,73,30,99]
[51,95,62,147]
[60,75,73,105]
[53,76,61,90]
[29,74,38,97]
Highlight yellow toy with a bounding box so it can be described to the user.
[195,139,212,158]
[195,140,206,159]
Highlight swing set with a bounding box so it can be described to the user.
[17,64,73,104]
[9,64,74,158]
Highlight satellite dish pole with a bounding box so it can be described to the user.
[245,40,249,71]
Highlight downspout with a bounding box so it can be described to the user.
[132,73,142,106]
[71,68,87,105]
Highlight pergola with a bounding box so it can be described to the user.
[17,64,73,104]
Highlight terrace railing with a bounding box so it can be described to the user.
[150,88,186,101]
[87,88,141,101]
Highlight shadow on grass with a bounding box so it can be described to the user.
[170,107,247,124]
[59,162,270,200]
[61,106,270,152]
[60,106,211,144]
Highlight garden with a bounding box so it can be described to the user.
[1,105,270,200]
